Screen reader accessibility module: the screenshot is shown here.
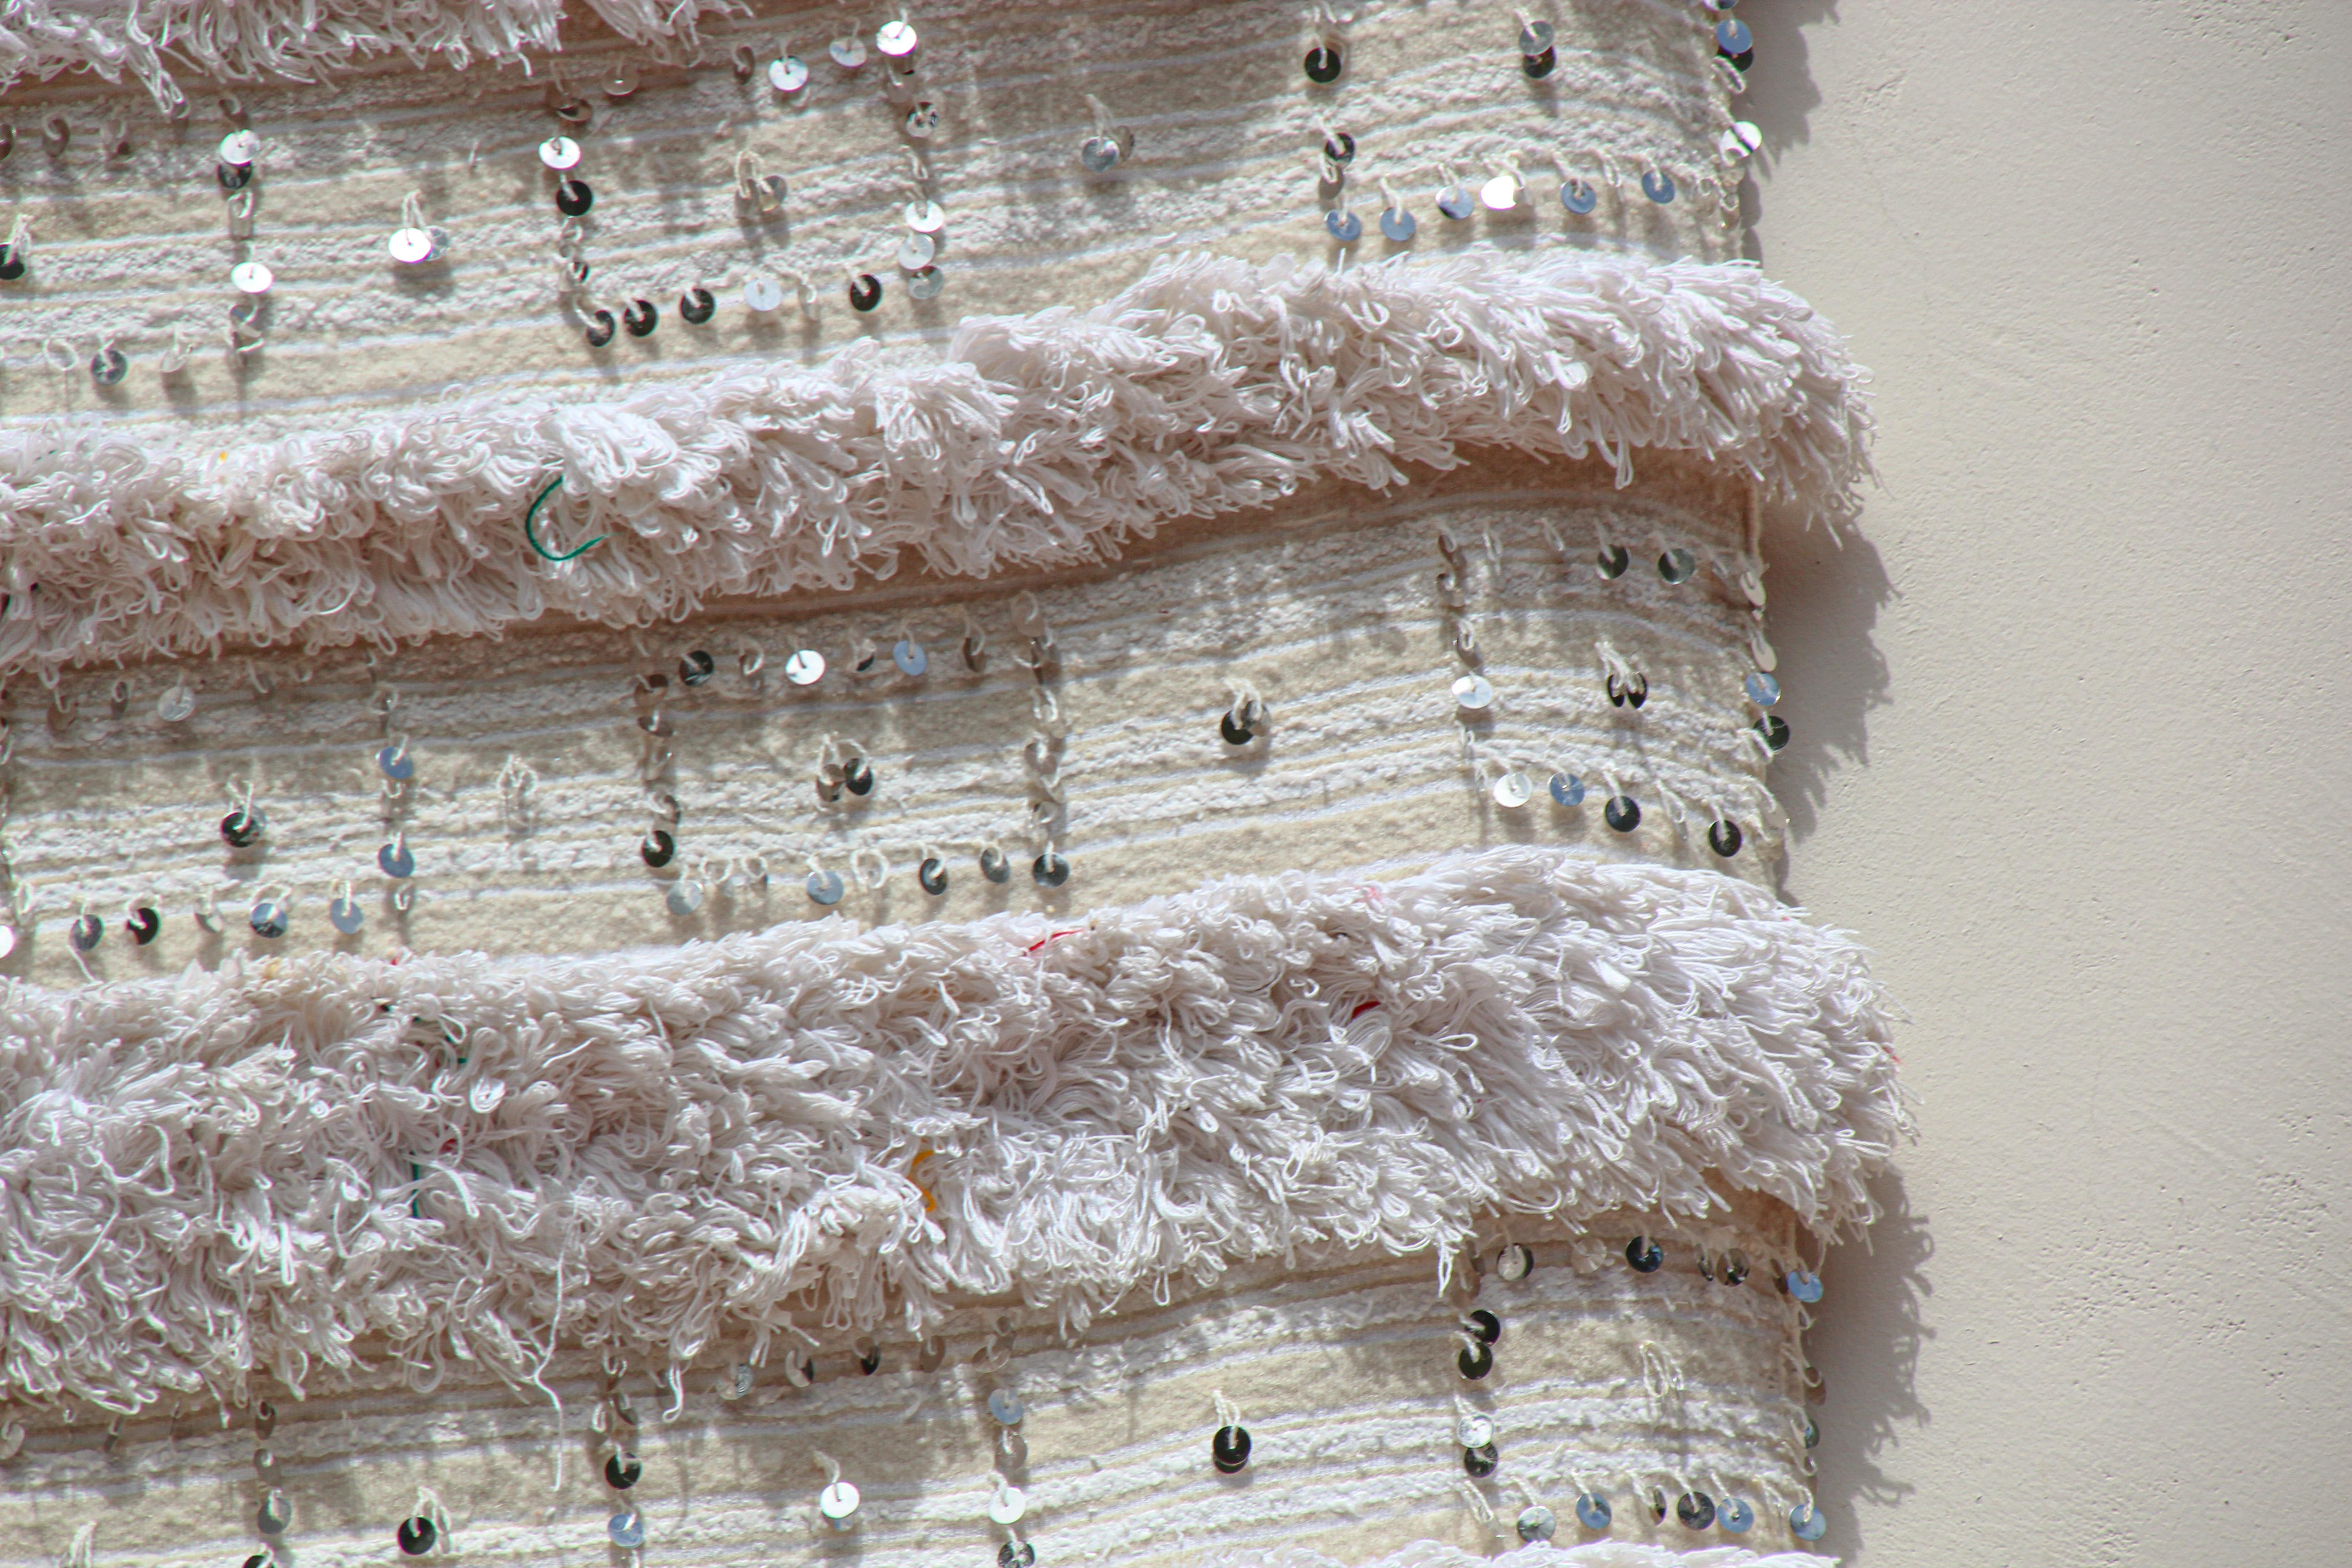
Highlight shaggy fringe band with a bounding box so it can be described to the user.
[0,0,738,108]
[0,847,1903,1413]
[0,250,1868,679]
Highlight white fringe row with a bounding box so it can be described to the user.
[0,847,1903,1414]
[0,0,738,108]
[0,250,1869,679]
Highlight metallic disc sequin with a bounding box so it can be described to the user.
[1450,674,1494,710]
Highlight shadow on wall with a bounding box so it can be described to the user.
[1726,7,1927,1556]
[1814,1167,1933,1559]
[1724,5,1895,862]
[1760,495,1893,858]
[1729,0,1837,266]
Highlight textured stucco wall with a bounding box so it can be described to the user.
[1743,2,2352,1563]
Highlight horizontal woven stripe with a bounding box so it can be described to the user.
[0,0,1736,441]
[0,456,1771,981]
[0,1237,1833,1568]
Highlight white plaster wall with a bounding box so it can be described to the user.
[1741,1,2352,1562]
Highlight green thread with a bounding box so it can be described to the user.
[522,475,608,562]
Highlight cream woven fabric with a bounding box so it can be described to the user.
[0,4,1884,1566]
[0,1222,1832,1568]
